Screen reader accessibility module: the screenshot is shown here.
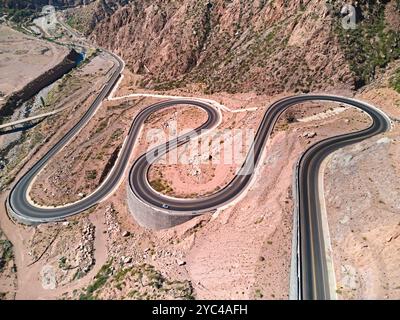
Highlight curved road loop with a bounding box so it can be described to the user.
[6,51,391,299]
[128,95,390,300]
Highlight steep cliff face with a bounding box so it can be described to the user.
[333,0,400,87]
[63,0,120,35]
[66,0,398,95]
[85,0,353,95]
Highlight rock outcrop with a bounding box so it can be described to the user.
[62,0,399,95]
[85,0,353,95]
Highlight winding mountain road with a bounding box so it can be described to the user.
[5,45,391,299]
[127,95,390,300]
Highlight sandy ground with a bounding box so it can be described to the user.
[324,86,400,300]
[0,25,69,98]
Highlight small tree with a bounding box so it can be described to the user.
[285,110,297,123]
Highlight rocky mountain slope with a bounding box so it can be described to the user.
[2,0,399,95]
[61,0,400,95]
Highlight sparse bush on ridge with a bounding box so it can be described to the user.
[79,261,113,300]
[85,170,97,180]
[0,239,14,272]
[334,1,400,88]
[78,262,194,300]
[390,68,400,93]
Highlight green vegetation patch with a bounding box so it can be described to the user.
[95,118,109,134]
[149,178,173,194]
[0,7,36,23]
[390,68,400,93]
[65,12,93,35]
[45,73,82,107]
[0,239,14,272]
[78,262,194,300]
[85,170,97,180]
[79,261,113,300]
[119,263,195,300]
[334,2,400,88]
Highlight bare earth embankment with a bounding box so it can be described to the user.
[324,72,400,299]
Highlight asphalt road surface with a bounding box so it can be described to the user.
[6,51,391,299]
[8,51,124,222]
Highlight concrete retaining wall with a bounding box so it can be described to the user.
[5,197,38,226]
[289,159,301,300]
[126,184,197,230]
